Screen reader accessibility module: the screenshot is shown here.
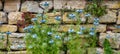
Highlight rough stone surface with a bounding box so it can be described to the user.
[88,10,117,23]
[102,1,120,9]
[46,12,61,17]
[87,48,104,54]
[9,38,26,50]
[0,25,17,32]
[99,31,120,48]
[9,33,26,38]
[64,0,86,10]
[117,12,120,24]
[0,12,7,23]
[8,51,28,54]
[54,0,67,10]
[21,1,43,13]
[8,12,23,24]
[0,33,7,49]
[107,25,120,33]
[4,0,20,12]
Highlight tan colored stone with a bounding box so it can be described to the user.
[0,1,2,10]
[87,48,104,54]
[0,12,7,23]
[46,16,61,24]
[8,12,23,24]
[46,12,61,17]
[21,1,43,13]
[99,32,120,48]
[0,33,7,49]
[8,51,28,54]
[88,10,117,23]
[102,1,120,9]
[0,51,7,54]
[117,12,120,24]
[107,25,120,33]
[9,38,26,50]
[18,27,25,33]
[4,0,20,12]
[9,33,26,38]
[54,0,67,10]
[0,25,17,32]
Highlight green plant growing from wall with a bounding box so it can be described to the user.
[103,39,113,54]
[85,0,107,17]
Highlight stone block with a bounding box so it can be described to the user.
[0,25,17,32]
[0,12,7,23]
[21,1,43,13]
[4,0,20,12]
[0,33,7,49]
[8,12,23,24]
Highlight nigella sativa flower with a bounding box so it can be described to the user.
[28,45,33,49]
[55,16,61,21]
[68,29,74,33]
[18,45,23,49]
[47,32,52,36]
[31,18,37,22]
[23,25,34,31]
[93,18,99,26]
[77,31,83,35]
[80,26,85,31]
[76,9,83,13]
[55,35,61,39]
[90,27,95,32]
[85,13,91,17]
[68,13,76,19]
[49,39,54,44]
[40,19,46,23]
[32,34,37,38]
[6,31,11,35]
[42,2,49,7]
[89,32,95,36]
[94,18,99,22]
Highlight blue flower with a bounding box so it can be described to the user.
[31,18,37,22]
[55,16,61,21]
[90,27,95,32]
[94,18,99,22]
[49,39,54,44]
[47,32,52,35]
[6,31,11,35]
[28,45,33,49]
[42,2,49,7]
[68,29,74,33]
[76,9,83,13]
[27,25,34,28]
[55,35,61,39]
[80,26,85,31]
[32,34,37,38]
[89,32,95,36]
[40,19,46,23]
[18,45,23,49]
[85,13,91,17]
[68,13,76,19]
[77,31,83,35]
[93,21,99,26]
[36,13,42,17]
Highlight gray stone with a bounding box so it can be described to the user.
[99,31,120,48]
[21,1,43,13]
[87,48,104,54]
[54,0,67,10]
[0,12,7,23]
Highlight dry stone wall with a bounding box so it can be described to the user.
[0,0,120,54]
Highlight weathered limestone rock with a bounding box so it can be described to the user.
[58,24,106,32]
[46,12,61,17]
[117,12,120,24]
[0,25,17,32]
[107,25,120,33]
[99,31,120,48]
[102,1,120,9]
[4,0,20,12]
[54,0,67,10]
[0,33,7,49]
[46,16,61,24]
[54,0,86,10]
[0,12,7,23]
[21,1,43,13]
[88,10,117,23]
[8,12,23,24]
[39,0,53,11]
[87,48,104,54]
[0,1,2,10]
[9,33,26,50]
[64,0,86,10]
[8,51,28,54]
[0,51,7,54]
